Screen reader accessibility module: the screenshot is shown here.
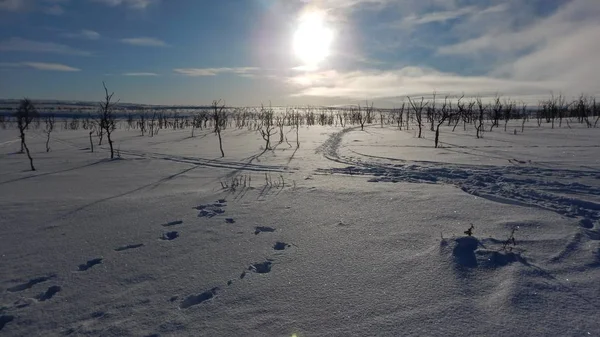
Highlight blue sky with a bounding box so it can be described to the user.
[0,0,598,106]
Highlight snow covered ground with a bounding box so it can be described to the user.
[1,121,599,336]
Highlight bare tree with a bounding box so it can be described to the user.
[434,96,456,148]
[191,110,201,137]
[99,82,118,159]
[396,102,405,129]
[503,99,514,132]
[520,102,528,133]
[258,104,277,151]
[276,114,285,144]
[475,98,486,139]
[490,96,502,131]
[89,129,94,153]
[356,104,367,131]
[149,111,157,137]
[428,91,437,132]
[407,96,427,138]
[212,100,227,157]
[295,111,301,148]
[15,98,39,171]
[138,113,146,136]
[44,114,55,152]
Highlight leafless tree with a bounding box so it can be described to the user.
[138,113,146,136]
[276,114,285,144]
[396,102,405,129]
[44,114,55,152]
[521,102,528,133]
[149,111,157,137]
[503,99,514,132]
[258,104,277,151]
[212,100,227,157]
[434,96,456,148]
[428,91,437,132]
[99,82,118,159]
[89,129,94,153]
[475,98,486,139]
[490,96,502,131]
[191,111,201,137]
[407,96,427,138]
[15,98,39,171]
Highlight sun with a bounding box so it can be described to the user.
[293,10,333,68]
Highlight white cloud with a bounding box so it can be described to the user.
[91,0,158,9]
[0,0,29,11]
[430,0,600,97]
[400,6,478,26]
[63,29,101,40]
[123,72,158,76]
[0,61,80,71]
[0,37,91,55]
[44,3,65,15]
[438,0,600,56]
[173,67,259,77]
[287,67,558,102]
[121,37,168,47]
[0,0,70,14]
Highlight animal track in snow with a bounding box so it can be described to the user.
[179,287,219,309]
[162,220,183,227]
[580,218,594,229]
[198,209,225,218]
[161,232,179,241]
[114,243,144,251]
[195,201,227,218]
[249,261,273,274]
[254,226,275,235]
[6,274,55,292]
[273,242,290,250]
[0,315,14,331]
[78,258,103,271]
[35,285,61,302]
[225,218,235,224]
[13,298,33,309]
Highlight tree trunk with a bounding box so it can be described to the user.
[89,131,94,153]
[217,130,224,157]
[46,132,51,152]
[107,131,114,159]
[21,133,35,171]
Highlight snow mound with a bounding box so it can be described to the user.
[442,236,525,269]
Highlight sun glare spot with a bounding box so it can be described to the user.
[293,9,333,69]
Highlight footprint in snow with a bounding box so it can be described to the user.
[179,287,219,309]
[0,315,14,331]
[249,261,273,274]
[273,242,291,251]
[161,232,179,241]
[114,243,144,252]
[162,220,183,227]
[225,218,235,224]
[6,274,56,292]
[198,209,225,218]
[78,258,103,271]
[35,285,61,302]
[254,226,275,235]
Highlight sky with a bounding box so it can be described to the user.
[0,0,599,107]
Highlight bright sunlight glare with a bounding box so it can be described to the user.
[293,10,333,68]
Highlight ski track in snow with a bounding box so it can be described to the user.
[317,128,600,222]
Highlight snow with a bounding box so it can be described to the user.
[0,121,599,336]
